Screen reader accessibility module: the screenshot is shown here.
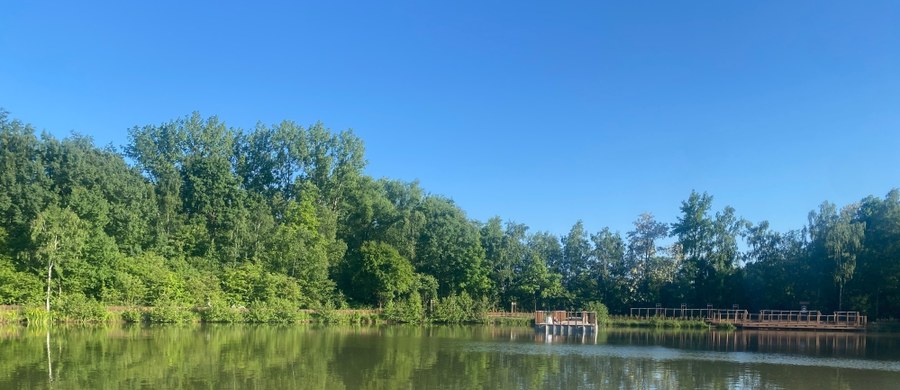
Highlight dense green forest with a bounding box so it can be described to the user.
[1,111,899,320]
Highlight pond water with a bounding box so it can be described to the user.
[2,325,900,389]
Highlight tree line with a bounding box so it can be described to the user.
[1,110,899,319]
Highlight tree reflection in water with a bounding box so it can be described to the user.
[0,325,899,389]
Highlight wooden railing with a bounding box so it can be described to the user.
[629,307,867,328]
[629,307,714,319]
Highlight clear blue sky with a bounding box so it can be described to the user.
[2,1,899,237]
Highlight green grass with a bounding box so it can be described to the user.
[715,322,737,331]
[0,309,22,324]
[609,316,710,329]
[485,316,532,326]
[22,306,50,326]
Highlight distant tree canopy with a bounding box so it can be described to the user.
[2,110,900,318]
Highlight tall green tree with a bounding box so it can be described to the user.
[708,206,744,304]
[261,195,333,306]
[31,205,87,312]
[625,213,670,305]
[481,217,507,302]
[560,221,596,306]
[356,241,415,306]
[806,202,839,309]
[525,231,568,308]
[0,112,56,255]
[415,196,490,297]
[515,234,565,311]
[670,191,713,305]
[481,218,530,307]
[590,228,626,311]
[670,191,743,306]
[0,225,41,304]
[126,118,187,251]
[744,222,797,309]
[853,190,900,318]
[826,205,865,310]
[179,114,246,262]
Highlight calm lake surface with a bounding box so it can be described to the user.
[2,325,900,389]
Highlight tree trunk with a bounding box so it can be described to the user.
[839,283,843,311]
[46,330,53,383]
[45,261,53,313]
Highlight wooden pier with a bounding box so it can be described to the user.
[534,311,598,334]
[707,310,867,331]
[630,307,867,331]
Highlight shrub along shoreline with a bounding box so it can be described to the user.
[0,293,521,326]
[1,303,732,330]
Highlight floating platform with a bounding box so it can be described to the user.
[534,311,598,334]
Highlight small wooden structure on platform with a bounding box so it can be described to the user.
[629,307,867,331]
[534,310,598,334]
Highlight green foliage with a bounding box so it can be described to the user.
[485,316,532,326]
[609,316,709,329]
[260,196,335,306]
[432,292,490,324]
[110,253,197,306]
[222,262,273,305]
[268,299,301,323]
[625,213,671,307]
[0,308,22,324]
[518,232,567,310]
[121,308,145,323]
[357,241,415,305]
[344,310,379,324]
[0,114,58,257]
[56,293,110,323]
[590,228,627,313]
[313,300,342,324]
[148,300,197,323]
[6,110,900,323]
[560,220,592,301]
[245,299,300,323]
[826,206,865,310]
[715,322,737,331]
[0,258,42,304]
[200,300,244,323]
[609,316,708,329]
[384,292,426,323]
[31,205,89,312]
[245,300,276,323]
[22,306,50,326]
[584,301,610,326]
[416,197,492,297]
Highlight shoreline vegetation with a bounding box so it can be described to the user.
[0,304,729,330]
[10,304,896,331]
[3,111,900,327]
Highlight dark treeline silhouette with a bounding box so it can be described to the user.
[2,111,899,318]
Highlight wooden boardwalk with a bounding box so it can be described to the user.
[707,310,867,331]
[630,307,867,331]
[534,311,598,334]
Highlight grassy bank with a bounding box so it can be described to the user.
[484,312,533,326]
[0,305,533,326]
[2,305,738,330]
[608,316,713,329]
[0,305,385,326]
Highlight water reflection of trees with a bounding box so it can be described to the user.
[603,329,876,358]
[1,325,899,389]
